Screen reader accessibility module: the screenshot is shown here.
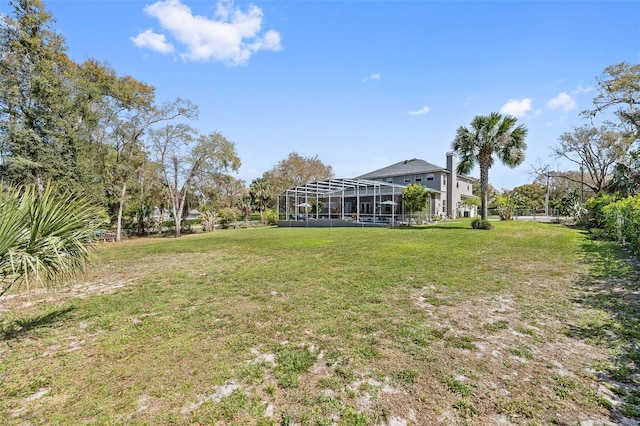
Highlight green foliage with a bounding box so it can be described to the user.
[403,184,429,224]
[0,182,105,296]
[250,177,274,223]
[309,199,323,216]
[461,197,481,208]
[471,218,493,230]
[263,209,278,226]
[609,150,640,197]
[453,399,479,417]
[447,379,472,397]
[393,369,419,384]
[0,0,78,192]
[513,183,546,211]
[582,193,620,229]
[482,320,509,332]
[340,407,370,425]
[217,207,239,229]
[602,194,640,255]
[556,188,587,220]
[276,348,317,388]
[493,190,522,220]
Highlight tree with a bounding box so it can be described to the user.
[584,62,640,142]
[452,113,528,220]
[532,169,594,211]
[553,125,632,194]
[0,0,77,195]
[151,127,240,238]
[583,62,640,196]
[609,150,640,196]
[198,174,246,210]
[513,183,546,212]
[263,152,334,198]
[71,59,155,208]
[492,189,522,220]
[249,177,274,223]
[1,182,105,297]
[108,98,196,241]
[236,195,252,223]
[403,184,429,225]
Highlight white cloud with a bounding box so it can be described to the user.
[132,0,282,65]
[572,84,594,94]
[130,29,175,53]
[408,106,431,116]
[362,73,381,84]
[499,98,532,118]
[547,92,576,112]
[463,94,479,105]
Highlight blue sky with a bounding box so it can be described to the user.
[4,0,639,189]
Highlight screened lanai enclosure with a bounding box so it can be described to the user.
[277,178,408,227]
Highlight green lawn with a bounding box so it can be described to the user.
[1,220,638,424]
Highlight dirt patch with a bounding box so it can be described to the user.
[0,278,138,315]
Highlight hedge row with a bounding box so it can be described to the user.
[599,194,640,255]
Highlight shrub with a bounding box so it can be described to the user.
[218,208,239,229]
[263,209,278,226]
[493,190,521,221]
[471,218,493,230]
[582,193,620,229]
[602,195,640,255]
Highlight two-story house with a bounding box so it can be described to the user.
[277,152,477,227]
[357,152,476,218]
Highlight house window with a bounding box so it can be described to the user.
[386,177,393,183]
[426,174,434,181]
[443,176,447,186]
[404,176,411,183]
[415,175,422,182]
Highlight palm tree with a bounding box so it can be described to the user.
[452,113,528,220]
[249,178,273,223]
[1,182,105,297]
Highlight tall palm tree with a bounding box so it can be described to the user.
[452,113,528,220]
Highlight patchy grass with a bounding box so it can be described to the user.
[0,220,638,424]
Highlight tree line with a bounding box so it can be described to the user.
[0,0,333,241]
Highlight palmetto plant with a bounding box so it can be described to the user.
[0,182,106,297]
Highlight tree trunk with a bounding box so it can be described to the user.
[158,203,164,235]
[116,182,127,242]
[33,167,44,199]
[480,163,489,220]
[172,207,181,238]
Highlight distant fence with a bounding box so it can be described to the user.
[488,208,560,217]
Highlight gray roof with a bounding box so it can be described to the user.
[357,158,446,179]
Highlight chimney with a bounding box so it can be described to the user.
[446,152,457,218]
